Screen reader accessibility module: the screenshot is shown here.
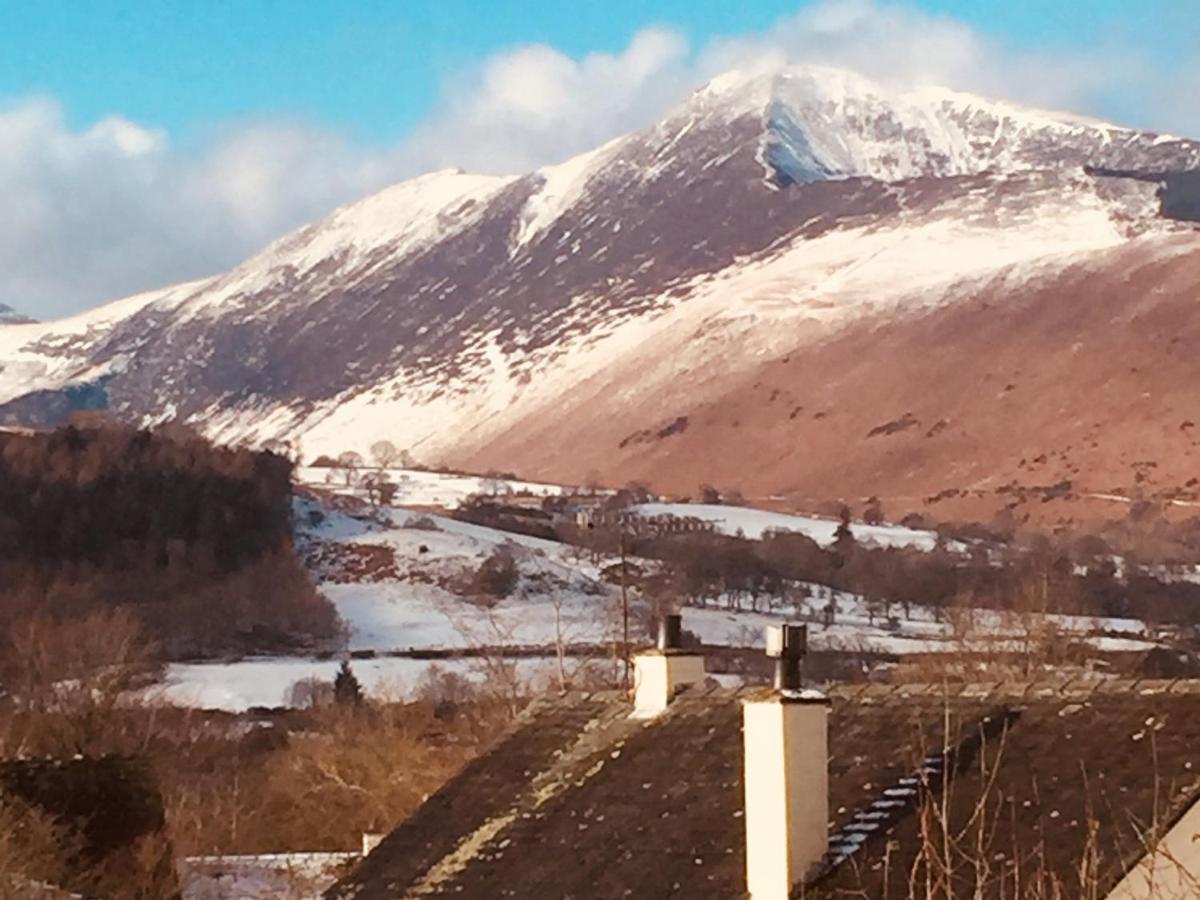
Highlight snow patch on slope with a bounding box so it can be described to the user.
[633,503,938,549]
[513,139,622,249]
[166,169,517,320]
[0,279,210,405]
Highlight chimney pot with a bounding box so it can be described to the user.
[657,614,683,650]
[632,613,704,716]
[764,624,806,693]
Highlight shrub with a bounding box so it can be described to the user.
[404,515,442,532]
[472,548,519,599]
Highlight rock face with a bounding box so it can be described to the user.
[2,63,1199,525]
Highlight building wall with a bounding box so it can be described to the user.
[1106,800,1200,900]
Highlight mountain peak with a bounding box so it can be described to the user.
[0,303,33,325]
[679,62,1200,185]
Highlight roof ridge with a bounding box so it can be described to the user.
[831,678,1200,701]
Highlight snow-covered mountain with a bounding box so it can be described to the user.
[2,63,1199,525]
[0,304,33,325]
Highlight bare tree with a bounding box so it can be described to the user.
[362,470,397,506]
[2,608,163,755]
[287,676,335,710]
[0,796,78,897]
[369,440,400,470]
[335,451,364,487]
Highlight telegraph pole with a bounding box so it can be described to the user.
[620,528,630,689]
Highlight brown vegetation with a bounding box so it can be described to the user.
[0,424,341,658]
[454,236,1200,532]
[0,609,517,876]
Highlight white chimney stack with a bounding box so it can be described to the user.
[631,614,705,716]
[743,624,829,900]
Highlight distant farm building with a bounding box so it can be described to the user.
[562,502,716,537]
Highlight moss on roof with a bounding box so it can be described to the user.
[329,680,1200,900]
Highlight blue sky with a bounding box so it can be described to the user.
[1,0,1192,143]
[0,0,1197,318]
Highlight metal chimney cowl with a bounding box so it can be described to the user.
[631,613,704,716]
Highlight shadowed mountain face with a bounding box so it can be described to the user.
[1,64,1199,526]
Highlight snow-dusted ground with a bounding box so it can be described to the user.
[633,503,939,549]
[154,493,1155,712]
[298,466,937,554]
[181,852,359,900]
[295,466,571,508]
[157,656,559,713]
[298,499,616,648]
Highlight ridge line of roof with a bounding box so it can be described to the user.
[521,678,1200,712]
[829,677,1200,701]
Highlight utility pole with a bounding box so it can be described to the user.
[620,528,630,689]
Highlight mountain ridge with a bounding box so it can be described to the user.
[2,62,1199,526]
[0,303,33,325]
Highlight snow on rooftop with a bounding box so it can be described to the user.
[180,851,358,899]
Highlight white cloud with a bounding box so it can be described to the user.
[0,99,404,320]
[394,28,693,175]
[1,0,1196,320]
[698,0,1157,122]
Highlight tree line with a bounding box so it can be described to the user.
[563,515,1200,630]
[0,424,341,659]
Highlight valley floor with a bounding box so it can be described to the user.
[157,469,1158,712]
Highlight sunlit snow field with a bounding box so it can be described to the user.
[158,476,1153,712]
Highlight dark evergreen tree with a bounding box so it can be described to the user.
[833,505,855,551]
[334,660,364,706]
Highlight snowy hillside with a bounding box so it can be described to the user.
[2,62,1199,519]
[703,65,1199,184]
[157,490,1154,711]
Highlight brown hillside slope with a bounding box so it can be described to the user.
[459,233,1200,528]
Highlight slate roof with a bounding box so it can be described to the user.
[328,679,1200,900]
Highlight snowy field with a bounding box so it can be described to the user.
[633,503,940,549]
[295,466,570,508]
[296,465,939,555]
[154,494,1155,712]
[157,656,564,713]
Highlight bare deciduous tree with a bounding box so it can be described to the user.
[0,796,77,897]
[369,440,400,470]
[362,471,397,506]
[335,451,364,487]
[3,607,162,754]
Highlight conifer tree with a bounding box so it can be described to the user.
[334,660,364,706]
